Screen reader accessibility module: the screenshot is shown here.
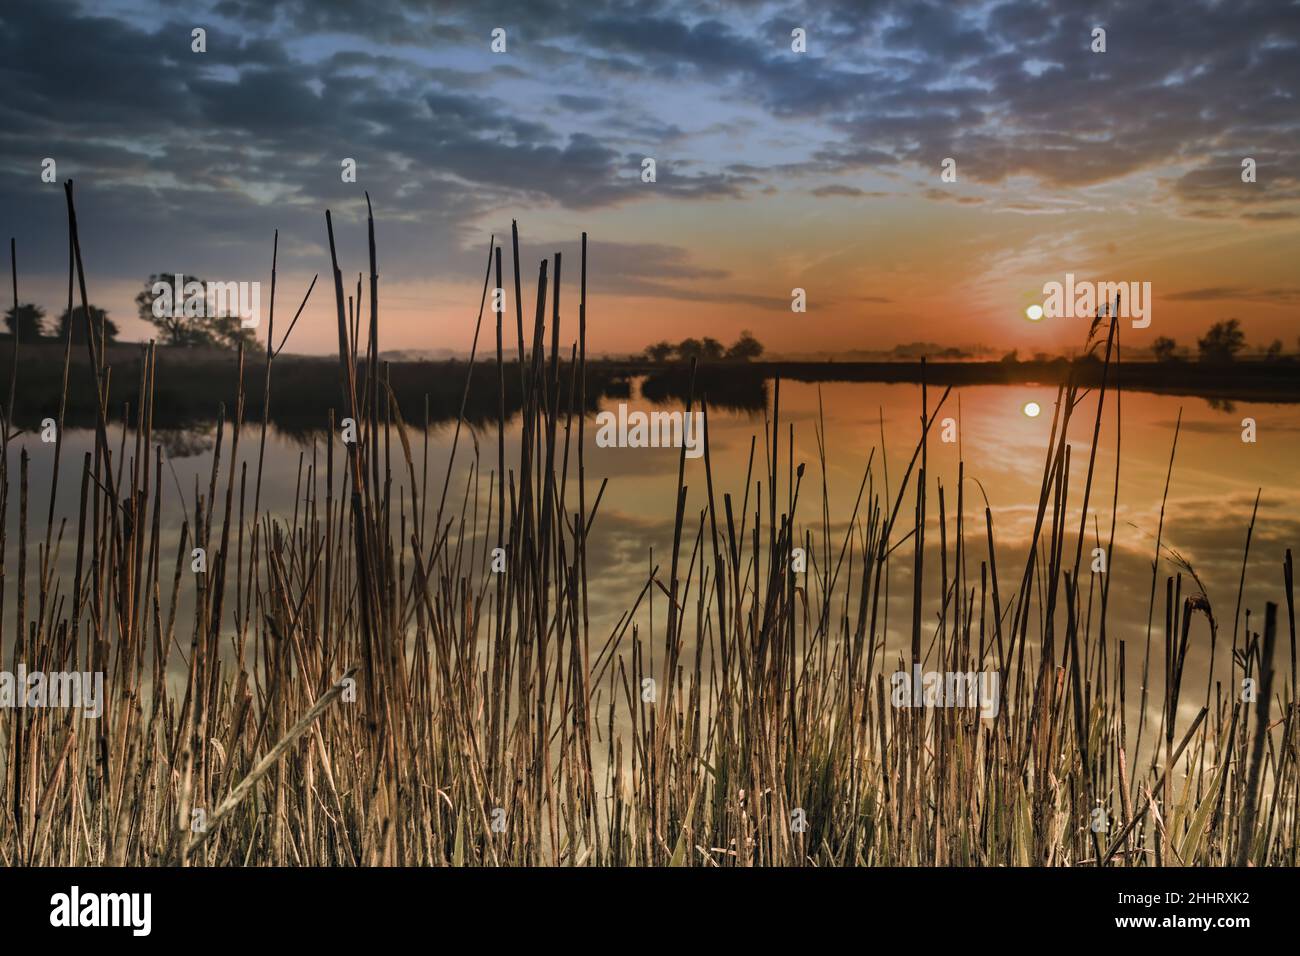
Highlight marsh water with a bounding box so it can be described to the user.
[4,378,1296,731]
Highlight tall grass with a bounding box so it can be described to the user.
[0,184,1294,866]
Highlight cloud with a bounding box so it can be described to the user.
[1167,286,1300,305]
[0,0,1296,341]
[922,187,985,205]
[810,184,889,198]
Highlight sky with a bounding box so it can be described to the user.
[0,0,1297,357]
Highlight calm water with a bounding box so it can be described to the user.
[4,380,1296,725]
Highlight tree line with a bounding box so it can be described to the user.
[642,330,764,363]
[1152,319,1290,363]
[3,272,255,350]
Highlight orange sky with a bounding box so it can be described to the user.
[182,178,1294,359]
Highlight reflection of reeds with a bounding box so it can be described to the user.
[1,188,1295,867]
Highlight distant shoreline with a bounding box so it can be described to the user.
[2,343,1295,434]
[599,357,1300,404]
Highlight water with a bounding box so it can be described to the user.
[4,379,1296,726]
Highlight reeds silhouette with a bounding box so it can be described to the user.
[0,184,1294,866]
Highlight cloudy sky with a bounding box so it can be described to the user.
[1,0,1297,356]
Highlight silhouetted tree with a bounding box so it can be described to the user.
[1265,339,1283,361]
[56,305,118,345]
[700,337,725,360]
[725,330,764,361]
[1198,319,1245,363]
[676,337,704,360]
[205,313,257,351]
[138,273,206,346]
[136,273,255,350]
[4,303,46,340]
[1151,336,1178,362]
[645,341,675,362]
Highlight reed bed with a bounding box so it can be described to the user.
[0,183,1294,867]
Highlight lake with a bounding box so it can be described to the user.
[3,376,1295,750]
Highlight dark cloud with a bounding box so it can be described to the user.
[0,0,1295,327]
[810,184,889,198]
[923,187,985,205]
[1167,286,1300,304]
